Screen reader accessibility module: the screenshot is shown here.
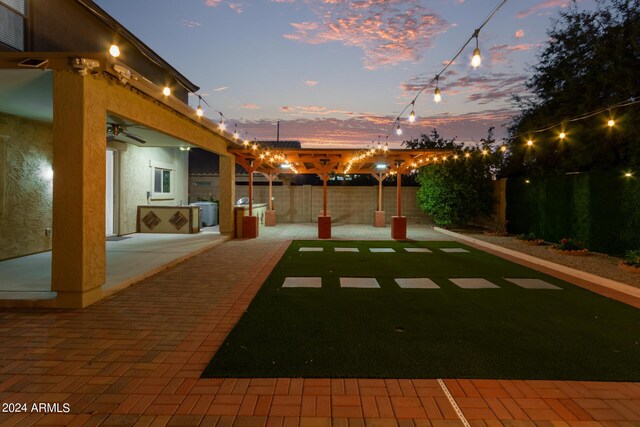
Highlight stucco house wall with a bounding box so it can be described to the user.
[117,145,189,235]
[0,112,53,260]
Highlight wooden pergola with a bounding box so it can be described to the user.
[230,147,453,239]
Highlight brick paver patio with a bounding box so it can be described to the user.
[0,229,639,426]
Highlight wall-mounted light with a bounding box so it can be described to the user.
[109,44,120,58]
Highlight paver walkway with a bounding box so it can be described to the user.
[0,228,639,426]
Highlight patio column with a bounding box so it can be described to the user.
[51,70,106,308]
[392,169,407,240]
[263,172,277,226]
[242,161,258,238]
[218,154,236,236]
[373,173,386,227]
[318,172,331,239]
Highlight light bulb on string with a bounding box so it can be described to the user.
[383,143,389,152]
[409,101,416,123]
[471,30,481,68]
[233,125,239,140]
[196,96,204,117]
[218,113,226,131]
[527,139,533,147]
[608,119,615,127]
[396,119,402,136]
[559,131,566,140]
[434,85,442,104]
[162,86,171,96]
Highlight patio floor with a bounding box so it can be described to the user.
[0,226,226,300]
[0,224,638,426]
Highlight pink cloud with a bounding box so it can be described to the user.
[181,20,202,28]
[204,0,244,13]
[401,72,528,106]
[283,0,450,69]
[489,43,540,63]
[239,107,515,148]
[229,2,243,13]
[304,80,319,86]
[515,29,525,38]
[243,103,261,110]
[516,0,574,19]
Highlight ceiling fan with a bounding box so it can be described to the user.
[106,123,147,144]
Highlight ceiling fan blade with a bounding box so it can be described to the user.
[123,131,147,144]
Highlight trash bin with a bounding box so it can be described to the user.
[190,202,218,227]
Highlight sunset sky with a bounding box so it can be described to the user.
[95,0,597,148]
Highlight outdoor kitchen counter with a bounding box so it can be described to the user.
[137,205,200,234]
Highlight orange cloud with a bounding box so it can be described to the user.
[283,0,450,69]
[243,103,261,110]
[516,0,574,19]
[515,29,525,38]
[304,80,319,86]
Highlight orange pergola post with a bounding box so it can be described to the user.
[318,171,331,239]
[233,156,261,239]
[373,173,387,227]
[391,164,407,240]
[263,172,277,226]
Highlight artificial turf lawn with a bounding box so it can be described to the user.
[203,240,640,380]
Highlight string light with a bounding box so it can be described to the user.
[434,75,442,104]
[233,125,239,140]
[396,120,403,136]
[162,86,171,96]
[559,132,566,140]
[608,119,615,127]
[471,29,482,68]
[624,172,633,177]
[196,105,203,117]
[409,101,416,123]
[500,145,507,152]
[109,44,120,58]
[527,139,533,146]
[218,113,226,131]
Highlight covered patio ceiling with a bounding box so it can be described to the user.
[229,147,455,176]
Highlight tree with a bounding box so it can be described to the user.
[413,129,496,227]
[402,128,457,149]
[504,0,640,177]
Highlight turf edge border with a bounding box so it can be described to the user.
[434,227,640,300]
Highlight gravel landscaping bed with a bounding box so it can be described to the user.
[456,231,640,290]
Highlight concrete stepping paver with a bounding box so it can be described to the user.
[299,247,323,252]
[404,248,432,253]
[395,278,440,289]
[369,248,395,253]
[282,277,323,288]
[335,247,359,252]
[440,248,469,253]
[505,278,562,290]
[340,277,380,288]
[449,278,499,289]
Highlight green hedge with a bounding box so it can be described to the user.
[506,170,640,256]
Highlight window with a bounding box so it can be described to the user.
[0,0,26,51]
[150,161,175,200]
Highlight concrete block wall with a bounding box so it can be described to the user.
[232,184,432,225]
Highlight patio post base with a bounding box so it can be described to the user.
[242,216,259,239]
[318,215,331,239]
[265,210,276,227]
[391,216,407,240]
[374,211,386,227]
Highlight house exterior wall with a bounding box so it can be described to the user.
[118,145,189,235]
[190,176,433,225]
[0,112,53,260]
[0,0,190,102]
